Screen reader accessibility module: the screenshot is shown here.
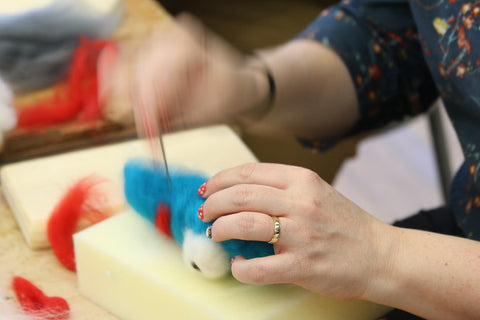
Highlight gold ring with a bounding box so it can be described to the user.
[268,216,281,244]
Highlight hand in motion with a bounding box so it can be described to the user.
[100,14,268,131]
[198,162,394,300]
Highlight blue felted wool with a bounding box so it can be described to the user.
[124,159,273,279]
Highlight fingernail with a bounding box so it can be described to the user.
[231,257,236,264]
[197,204,204,220]
[197,182,207,196]
[206,226,212,239]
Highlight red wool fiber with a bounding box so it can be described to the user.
[47,175,110,271]
[17,37,116,128]
[12,276,70,320]
[154,203,173,238]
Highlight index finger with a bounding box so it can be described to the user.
[201,163,298,197]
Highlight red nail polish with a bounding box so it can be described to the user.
[231,257,236,264]
[197,182,207,196]
[197,205,204,220]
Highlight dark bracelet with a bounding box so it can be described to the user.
[264,61,276,112]
[251,54,276,119]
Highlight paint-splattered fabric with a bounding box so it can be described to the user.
[297,0,480,240]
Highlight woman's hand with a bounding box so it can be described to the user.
[199,162,396,300]
[100,14,269,131]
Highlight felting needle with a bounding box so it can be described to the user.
[131,83,172,191]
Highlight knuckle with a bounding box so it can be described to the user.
[209,170,227,190]
[296,195,322,217]
[301,225,321,244]
[299,168,322,186]
[239,163,257,182]
[232,185,251,207]
[237,213,257,234]
[289,250,310,271]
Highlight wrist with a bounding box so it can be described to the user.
[236,54,275,122]
[360,221,402,303]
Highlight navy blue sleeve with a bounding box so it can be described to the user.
[295,0,438,150]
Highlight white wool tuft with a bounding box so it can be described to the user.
[0,77,16,132]
[182,230,231,279]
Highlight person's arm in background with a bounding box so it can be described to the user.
[102,0,438,144]
[100,13,359,140]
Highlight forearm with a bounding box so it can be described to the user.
[366,225,480,319]
[243,39,359,140]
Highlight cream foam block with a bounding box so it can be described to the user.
[74,210,390,320]
[1,125,257,249]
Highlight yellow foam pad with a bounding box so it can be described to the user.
[74,209,390,320]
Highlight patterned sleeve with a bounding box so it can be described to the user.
[296,0,439,151]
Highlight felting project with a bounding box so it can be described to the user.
[124,159,274,279]
[0,0,123,93]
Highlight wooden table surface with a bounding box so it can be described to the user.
[0,1,169,318]
[0,190,119,319]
